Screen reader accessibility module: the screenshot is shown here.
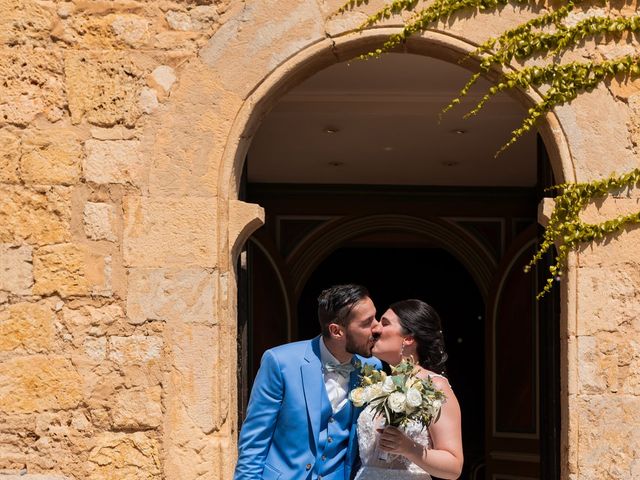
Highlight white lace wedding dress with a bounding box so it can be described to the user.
[353,405,432,479]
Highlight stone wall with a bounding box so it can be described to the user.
[0,0,639,479]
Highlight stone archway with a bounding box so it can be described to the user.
[210,25,580,480]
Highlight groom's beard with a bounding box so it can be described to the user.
[345,334,375,358]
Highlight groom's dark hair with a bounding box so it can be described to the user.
[317,284,369,337]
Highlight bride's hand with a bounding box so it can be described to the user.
[377,426,422,459]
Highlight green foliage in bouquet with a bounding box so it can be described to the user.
[350,357,446,428]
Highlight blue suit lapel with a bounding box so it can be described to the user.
[301,337,323,452]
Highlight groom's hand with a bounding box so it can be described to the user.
[377,427,422,459]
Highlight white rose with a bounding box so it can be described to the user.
[388,392,406,413]
[429,399,443,416]
[349,387,367,407]
[368,383,385,405]
[382,376,396,393]
[406,388,422,408]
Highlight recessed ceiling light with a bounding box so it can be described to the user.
[324,127,340,134]
[442,160,460,167]
[328,161,344,167]
[452,129,467,135]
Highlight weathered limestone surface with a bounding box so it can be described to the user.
[0,356,82,414]
[0,49,66,126]
[0,302,55,353]
[0,186,72,245]
[65,52,152,127]
[83,202,118,242]
[84,139,146,186]
[33,243,108,298]
[21,126,83,185]
[200,0,326,98]
[0,129,20,183]
[0,0,638,478]
[0,244,33,295]
[126,268,217,325]
[87,432,161,480]
[123,196,217,268]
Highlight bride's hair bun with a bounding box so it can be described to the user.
[389,299,448,375]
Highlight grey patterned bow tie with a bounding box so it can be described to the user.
[323,361,355,378]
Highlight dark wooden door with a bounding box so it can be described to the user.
[486,225,540,479]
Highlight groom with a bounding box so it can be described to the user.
[234,284,381,480]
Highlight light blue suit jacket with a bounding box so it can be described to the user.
[234,337,381,480]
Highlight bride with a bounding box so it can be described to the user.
[354,299,463,479]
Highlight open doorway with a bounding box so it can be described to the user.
[299,246,485,478]
[237,52,559,479]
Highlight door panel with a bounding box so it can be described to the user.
[486,226,540,479]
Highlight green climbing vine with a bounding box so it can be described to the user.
[528,169,640,298]
[336,0,640,297]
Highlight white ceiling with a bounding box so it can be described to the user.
[248,53,538,187]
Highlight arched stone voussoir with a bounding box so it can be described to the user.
[199,0,328,100]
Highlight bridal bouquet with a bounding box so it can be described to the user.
[349,357,446,429]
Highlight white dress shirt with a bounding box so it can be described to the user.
[320,337,352,413]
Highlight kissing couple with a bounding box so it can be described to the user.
[234,284,463,480]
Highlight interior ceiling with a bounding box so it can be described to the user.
[247,53,538,187]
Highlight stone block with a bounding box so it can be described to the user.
[576,336,608,394]
[577,227,640,268]
[138,87,158,114]
[0,49,65,126]
[150,65,176,93]
[575,394,640,478]
[0,356,82,414]
[111,386,162,429]
[65,52,149,127]
[167,324,221,434]
[0,0,56,46]
[20,127,82,185]
[88,432,160,480]
[576,264,640,335]
[84,140,146,186]
[199,0,325,98]
[146,63,239,197]
[0,186,71,245]
[62,303,123,331]
[123,196,217,268]
[580,194,640,223]
[108,335,162,365]
[577,332,640,395]
[126,268,216,325]
[0,244,33,295]
[0,129,20,183]
[110,15,150,47]
[0,302,55,353]
[165,6,219,32]
[555,84,637,182]
[33,243,108,298]
[83,202,118,242]
[83,336,107,363]
[320,0,389,36]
